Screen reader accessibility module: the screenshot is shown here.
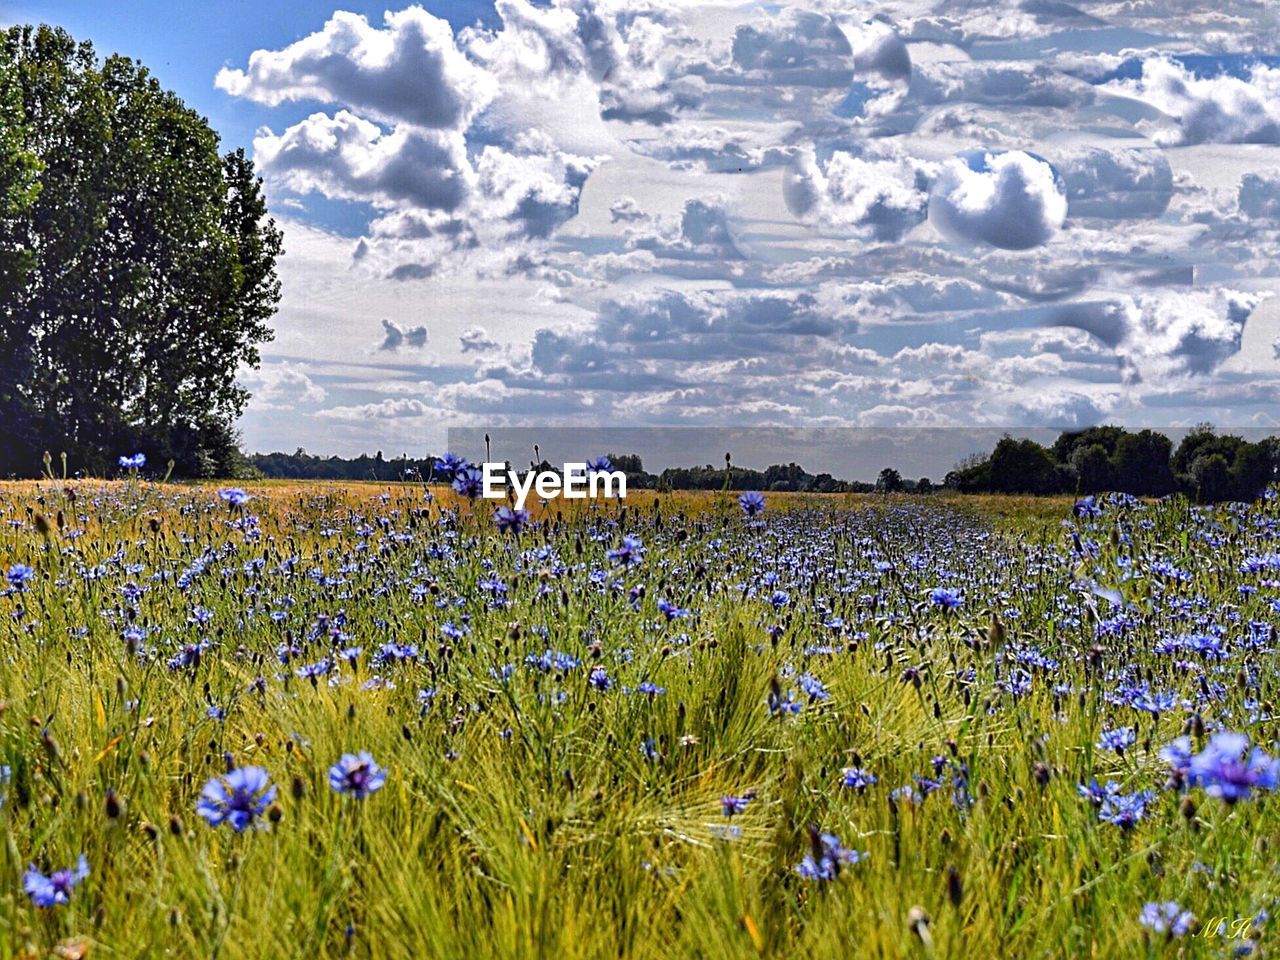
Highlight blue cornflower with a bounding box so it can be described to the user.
[1097,727,1136,754]
[589,667,613,691]
[525,649,581,673]
[24,855,88,907]
[494,506,531,534]
[767,686,802,716]
[841,766,877,791]
[417,688,438,714]
[434,453,468,477]
[441,621,468,641]
[586,456,613,473]
[217,487,251,507]
[795,832,865,881]
[6,563,34,588]
[607,535,645,566]
[721,795,751,817]
[329,752,387,799]
[451,467,484,498]
[640,738,661,762]
[1077,778,1119,806]
[796,673,830,700]
[197,766,277,832]
[1073,496,1101,519]
[891,785,921,805]
[768,590,789,609]
[1185,732,1280,802]
[1098,788,1156,830]
[930,587,962,610]
[635,681,665,697]
[1139,901,1195,937]
[738,491,766,517]
[118,453,146,469]
[656,598,688,620]
[296,658,332,680]
[373,641,418,667]
[1160,736,1193,773]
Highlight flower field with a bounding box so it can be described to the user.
[2,480,1280,958]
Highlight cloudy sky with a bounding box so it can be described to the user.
[12,0,1280,468]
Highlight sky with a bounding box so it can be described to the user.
[7,0,1280,475]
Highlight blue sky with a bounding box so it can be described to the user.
[6,0,1280,474]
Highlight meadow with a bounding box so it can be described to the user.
[1,476,1278,958]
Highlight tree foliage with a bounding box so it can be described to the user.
[0,25,281,477]
[946,426,1278,503]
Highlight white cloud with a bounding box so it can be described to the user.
[783,146,932,241]
[215,8,494,129]
[378,319,429,352]
[912,60,1091,108]
[1054,145,1173,219]
[929,150,1067,250]
[254,112,471,211]
[1239,171,1280,218]
[317,397,434,420]
[459,326,500,352]
[1050,289,1266,378]
[1105,58,1280,146]
[627,198,744,260]
[238,364,327,410]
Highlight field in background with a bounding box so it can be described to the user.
[0,481,1276,958]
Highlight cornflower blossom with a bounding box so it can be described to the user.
[841,767,877,791]
[1163,732,1280,802]
[494,506,531,534]
[329,752,387,799]
[24,856,89,907]
[607,535,645,566]
[1139,902,1195,937]
[197,766,277,832]
[452,467,484,498]
[930,586,962,610]
[218,487,252,507]
[796,831,866,881]
[1097,727,1136,754]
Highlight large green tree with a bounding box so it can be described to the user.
[0,25,281,477]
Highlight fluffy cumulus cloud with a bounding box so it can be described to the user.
[913,60,1091,109]
[627,199,744,261]
[254,113,471,211]
[784,147,932,241]
[378,319,429,352]
[929,151,1067,250]
[459,326,499,352]
[215,8,495,129]
[1050,289,1265,378]
[1104,57,1280,145]
[730,10,853,90]
[1054,146,1173,219]
[238,364,327,411]
[1239,172,1280,218]
[222,1,1280,454]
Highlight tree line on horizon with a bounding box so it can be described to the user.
[245,425,1280,503]
[245,450,868,492]
[942,425,1280,503]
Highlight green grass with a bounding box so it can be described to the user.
[0,481,1276,958]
